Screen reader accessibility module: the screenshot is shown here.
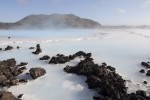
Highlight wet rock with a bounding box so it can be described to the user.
[146,70,150,76]
[64,52,150,100]
[49,55,70,64]
[143,81,147,84]
[18,67,27,74]
[39,55,50,60]
[68,55,76,60]
[9,79,19,86]
[32,44,42,55]
[64,65,73,73]
[0,58,26,87]
[139,69,145,73]
[49,51,92,64]
[18,94,23,99]
[19,79,28,83]
[0,75,7,85]
[86,53,92,58]
[29,67,46,79]
[141,62,150,68]
[29,47,34,49]
[136,90,147,97]
[17,46,20,49]
[102,62,107,67]
[93,96,107,100]
[17,62,28,66]
[86,75,101,89]
[0,48,2,51]
[0,91,21,100]
[4,46,13,51]
[107,66,116,71]
[74,51,87,57]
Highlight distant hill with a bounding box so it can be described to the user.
[101,25,150,29]
[0,14,101,29]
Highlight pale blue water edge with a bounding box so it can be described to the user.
[0,29,95,38]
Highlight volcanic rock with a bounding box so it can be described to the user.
[0,58,27,87]
[141,62,150,68]
[4,46,13,51]
[107,66,116,71]
[143,81,147,84]
[32,44,42,54]
[0,91,21,100]
[39,55,50,60]
[136,90,147,97]
[29,67,46,79]
[139,69,145,73]
[29,47,34,49]
[17,62,28,66]
[146,70,150,76]
[17,94,23,99]
[64,52,150,100]
[16,46,20,49]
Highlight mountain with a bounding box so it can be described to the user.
[0,14,101,29]
[101,25,150,29]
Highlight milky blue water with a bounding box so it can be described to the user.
[0,29,95,38]
[0,29,150,99]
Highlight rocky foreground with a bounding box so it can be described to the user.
[62,52,150,100]
[0,44,149,100]
[0,57,46,100]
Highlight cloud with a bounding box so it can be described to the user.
[117,8,126,14]
[17,0,28,5]
[141,0,150,8]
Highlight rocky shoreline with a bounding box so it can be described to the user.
[62,52,150,100]
[0,45,46,100]
[0,44,150,100]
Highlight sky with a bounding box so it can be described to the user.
[0,0,150,25]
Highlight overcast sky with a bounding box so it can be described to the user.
[0,0,150,25]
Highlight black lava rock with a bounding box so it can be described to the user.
[29,67,46,79]
[4,45,13,51]
[141,62,150,68]
[32,44,42,55]
[146,70,150,76]
[0,91,21,100]
[64,52,150,100]
[139,69,145,73]
[39,55,50,60]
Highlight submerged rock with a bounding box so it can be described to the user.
[141,62,150,68]
[39,55,50,60]
[16,46,20,49]
[143,81,148,84]
[136,90,147,97]
[49,51,92,64]
[4,46,13,51]
[29,47,35,49]
[146,70,150,76]
[29,67,46,79]
[0,91,21,100]
[32,44,42,54]
[17,94,23,99]
[139,69,145,73]
[17,62,28,66]
[49,55,70,64]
